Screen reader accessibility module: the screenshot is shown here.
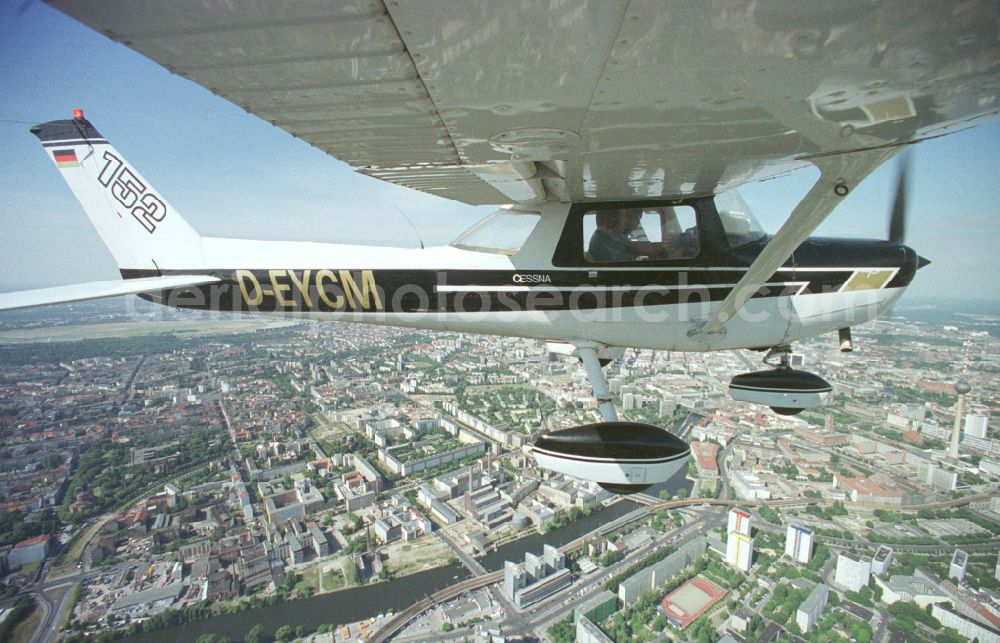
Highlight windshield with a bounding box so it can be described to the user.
[451,209,541,255]
[715,190,766,248]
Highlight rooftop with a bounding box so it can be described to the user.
[874,545,893,562]
[799,583,829,614]
[111,582,185,611]
[13,535,49,549]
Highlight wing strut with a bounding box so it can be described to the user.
[689,147,904,340]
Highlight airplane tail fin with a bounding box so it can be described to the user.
[30,111,204,275]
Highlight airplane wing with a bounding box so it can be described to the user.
[0,275,221,312]
[47,0,1000,206]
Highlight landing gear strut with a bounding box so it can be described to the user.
[762,344,793,369]
[530,342,691,495]
[576,343,618,423]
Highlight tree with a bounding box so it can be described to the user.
[675,488,688,499]
[345,562,360,586]
[547,614,575,643]
[245,624,264,643]
[275,624,293,642]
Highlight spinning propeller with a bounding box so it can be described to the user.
[888,151,931,268]
[888,151,911,244]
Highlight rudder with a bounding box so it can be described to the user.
[31,111,203,274]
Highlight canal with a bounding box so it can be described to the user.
[126,470,690,642]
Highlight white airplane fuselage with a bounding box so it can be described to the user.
[138,200,914,353]
[23,115,923,359]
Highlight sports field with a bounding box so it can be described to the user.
[660,577,727,629]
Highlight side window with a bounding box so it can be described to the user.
[451,209,541,255]
[583,206,698,263]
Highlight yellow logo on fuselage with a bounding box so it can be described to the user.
[236,269,383,311]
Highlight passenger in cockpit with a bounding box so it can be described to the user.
[588,210,673,262]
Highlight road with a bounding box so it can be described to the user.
[30,576,78,643]
[435,529,487,577]
[525,517,715,637]
[27,587,51,643]
[371,497,737,642]
[21,559,141,643]
[369,482,1000,642]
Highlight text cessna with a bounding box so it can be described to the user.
[236,269,384,311]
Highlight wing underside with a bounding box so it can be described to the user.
[48,0,1000,204]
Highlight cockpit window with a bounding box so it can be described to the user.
[451,209,540,255]
[716,190,766,248]
[583,206,699,263]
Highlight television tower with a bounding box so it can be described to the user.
[949,335,973,461]
[949,381,971,461]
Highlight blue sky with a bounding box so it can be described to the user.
[1,2,998,302]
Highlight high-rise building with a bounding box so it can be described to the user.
[728,509,751,537]
[950,549,968,582]
[726,508,753,571]
[966,413,989,439]
[525,552,544,583]
[872,546,893,575]
[785,524,814,564]
[918,462,958,492]
[835,552,871,592]
[504,545,572,609]
[931,604,1000,643]
[796,583,829,633]
[726,532,752,572]
[504,561,525,601]
[543,543,565,575]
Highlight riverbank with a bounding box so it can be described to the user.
[121,494,659,643]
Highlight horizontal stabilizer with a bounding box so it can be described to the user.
[0,275,220,312]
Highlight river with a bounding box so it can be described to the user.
[478,466,691,572]
[124,562,469,643]
[126,469,690,642]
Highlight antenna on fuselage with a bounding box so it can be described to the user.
[393,204,426,249]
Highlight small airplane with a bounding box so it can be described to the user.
[4,1,999,493]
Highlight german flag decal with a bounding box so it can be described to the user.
[53,149,79,168]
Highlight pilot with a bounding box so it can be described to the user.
[588,210,675,261]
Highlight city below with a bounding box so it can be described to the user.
[0,297,996,643]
